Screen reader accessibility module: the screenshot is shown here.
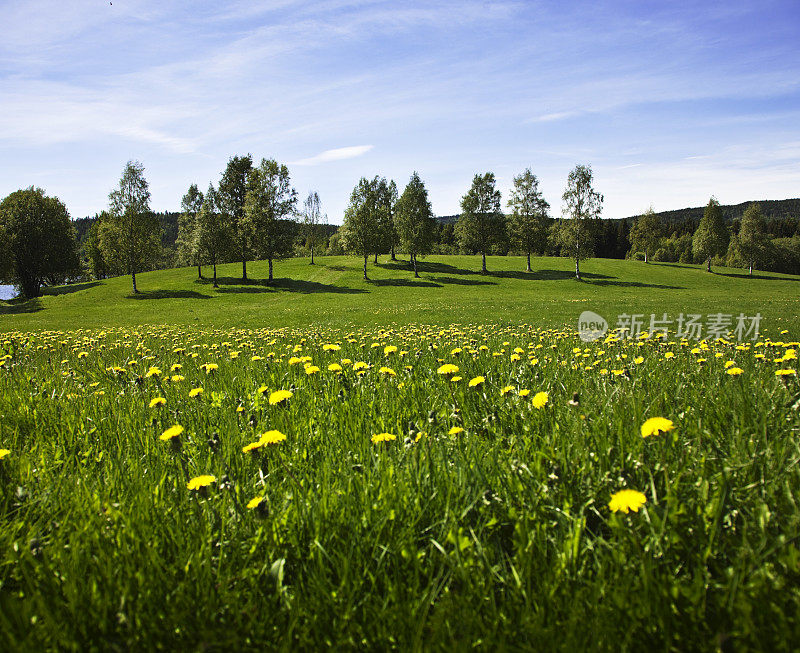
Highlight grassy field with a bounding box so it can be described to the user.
[1,256,799,650]
[1,254,799,333]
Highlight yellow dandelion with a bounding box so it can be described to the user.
[242,440,264,453]
[664,352,675,359]
[531,391,549,409]
[149,397,167,408]
[189,387,204,397]
[259,430,287,445]
[304,365,321,375]
[726,367,744,376]
[634,356,644,364]
[187,475,216,490]
[145,366,161,378]
[78,351,89,359]
[328,363,343,372]
[247,496,266,509]
[371,432,396,444]
[448,426,464,435]
[171,375,185,383]
[251,355,264,361]
[323,343,341,352]
[500,385,515,396]
[201,363,218,374]
[0,449,10,460]
[437,363,459,375]
[519,389,531,397]
[608,489,647,514]
[160,425,184,441]
[640,417,675,437]
[383,345,398,355]
[775,369,796,376]
[451,376,462,382]
[468,375,485,387]
[269,389,293,405]
[379,366,396,377]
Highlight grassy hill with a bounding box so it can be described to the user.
[1,254,798,334]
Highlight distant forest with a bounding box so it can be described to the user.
[69,197,800,275]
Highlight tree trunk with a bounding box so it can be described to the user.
[242,258,247,281]
[526,251,531,272]
[268,257,273,281]
[749,261,753,276]
[575,258,581,281]
[644,252,648,263]
[481,252,487,274]
[198,263,202,279]
[363,254,368,280]
[391,244,396,261]
[310,246,314,265]
[213,260,218,288]
[132,270,138,294]
[413,254,419,278]
[374,252,378,264]
[706,257,712,273]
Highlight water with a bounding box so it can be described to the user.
[0,284,17,300]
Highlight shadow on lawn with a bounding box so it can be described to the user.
[198,276,367,295]
[42,281,101,296]
[0,297,43,315]
[127,289,212,300]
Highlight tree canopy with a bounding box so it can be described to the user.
[507,168,549,272]
[455,172,504,273]
[556,164,603,280]
[692,197,728,272]
[341,177,383,279]
[395,172,436,277]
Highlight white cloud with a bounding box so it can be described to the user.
[291,145,374,166]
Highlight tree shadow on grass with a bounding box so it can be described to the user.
[428,276,496,286]
[210,277,368,294]
[367,278,442,288]
[588,280,686,289]
[0,297,43,315]
[127,290,213,300]
[527,269,615,281]
[715,271,800,282]
[42,281,101,296]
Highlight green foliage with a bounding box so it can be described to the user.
[456,172,504,272]
[218,154,254,279]
[0,187,80,297]
[376,178,398,258]
[395,172,436,276]
[692,198,729,271]
[84,213,113,280]
[555,164,603,279]
[196,185,230,287]
[244,159,298,281]
[734,203,774,275]
[341,177,384,278]
[628,207,661,263]
[176,184,204,271]
[507,168,550,270]
[101,161,161,294]
[301,191,326,264]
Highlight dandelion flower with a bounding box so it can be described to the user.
[171,375,185,383]
[519,389,531,397]
[437,363,459,375]
[775,369,796,376]
[726,367,744,376]
[201,363,218,374]
[531,391,549,409]
[187,475,216,490]
[634,356,644,365]
[78,351,89,359]
[384,345,398,355]
[304,365,320,375]
[371,432,396,444]
[242,440,263,453]
[189,387,204,397]
[500,385,515,396]
[640,417,675,438]
[145,366,162,378]
[608,489,647,514]
[451,376,462,382]
[0,449,10,460]
[448,426,464,435]
[269,390,293,405]
[379,366,397,377]
[247,496,266,509]
[468,376,485,388]
[149,397,166,408]
[328,363,343,372]
[160,425,184,441]
[324,343,341,352]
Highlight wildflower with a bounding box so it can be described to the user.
[608,489,647,514]
[384,345,398,355]
[78,351,89,359]
[251,355,264,361]
[269,390,293,405]
[726,367,744,376]
[664,352,675,359]
[371,432,396,444]
[531,391,549,409]
[519,389,531,397]
[0,449,10,460]
[634,356,644,364]
[379,366,397,377]
[450,347,462,356]
[353,361,369,371]
[500,385,515,396]
[170,363,183,372]
[451,376,462,382]
[247,496,266,510]
[324,343,341,352]
[201,363,218,374]
[775,369,796,376]
[145,366,161,378]
[149,397,166,408]
[437,363,459,375]
[468,376,485,387]
[304,365,320,375]
[448,426,464,435]
[189,387,204,397]
[243,440,264,453]
[160,425,184,441]
[260,430,287,445]
[171,375,185,383]
[187,475,216,490]
[640,417,675,438]
[328,363,343,372]
[288,356,302,366]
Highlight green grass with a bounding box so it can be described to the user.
[2,254,799,333]
[1,256,800,650]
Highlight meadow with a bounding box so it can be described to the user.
[1,256,799,650]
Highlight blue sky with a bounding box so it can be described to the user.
[1,0,799,223]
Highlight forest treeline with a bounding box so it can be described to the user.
[2,155,799,297]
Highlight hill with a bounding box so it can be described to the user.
[1,255,798,334]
